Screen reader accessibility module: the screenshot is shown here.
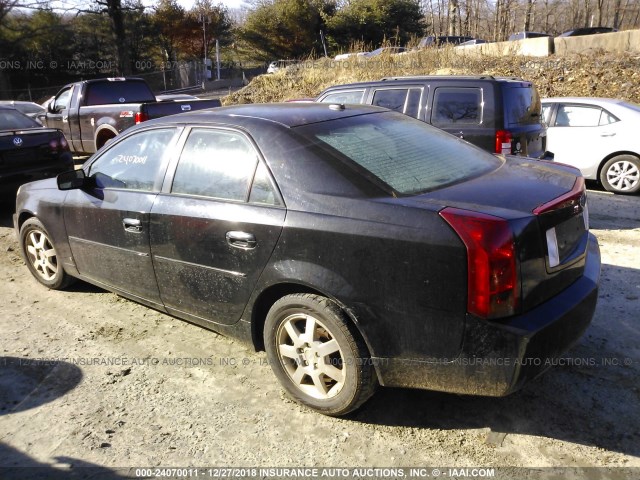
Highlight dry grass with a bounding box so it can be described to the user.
[223,48,640,105]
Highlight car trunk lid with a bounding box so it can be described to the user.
[408,158,590,315]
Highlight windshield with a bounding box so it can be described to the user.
[0,109,41,130]
[295,111,500,195]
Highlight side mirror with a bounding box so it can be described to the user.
[57,169,86,190]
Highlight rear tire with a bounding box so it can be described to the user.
[19,218,75,290]
[264,293,377,416]
[600,155,640,194]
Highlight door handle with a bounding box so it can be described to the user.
[600,132,616,137]
[226,231,256,249]
[123,218,142,233]
[63,116,68,123]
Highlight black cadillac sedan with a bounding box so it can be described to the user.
[14,104,600,416]
[1,106,73,194]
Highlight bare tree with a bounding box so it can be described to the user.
[448,0,459,34]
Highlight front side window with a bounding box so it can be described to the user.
[431,87,482,126]
[88,128,177,191]
[53,88,72,111]
[171,129,259,202]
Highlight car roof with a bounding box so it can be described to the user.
[542,97,627,105]
[320,75,532,91]
[144,102,389,129]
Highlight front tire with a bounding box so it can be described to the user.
[19,218,74,289]
[600,155,640,194]
[264,293,377,416]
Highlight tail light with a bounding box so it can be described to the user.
[495,129,512,154]
[49,135,70,153]
[135,112,149,124]
[59,135,69,151]
[440,208,518,319]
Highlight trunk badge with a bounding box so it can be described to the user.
[13,137,23,147]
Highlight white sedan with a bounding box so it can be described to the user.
[541,97,640,194]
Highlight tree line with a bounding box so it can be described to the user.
[1,0,638,99]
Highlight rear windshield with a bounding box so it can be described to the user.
[84,81,156,106]
[0,109,40,129]
[295,111,500,195]
[504,86,542,125]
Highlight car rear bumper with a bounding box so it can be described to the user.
[374,232,600,396]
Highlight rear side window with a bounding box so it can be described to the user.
[319,90,365,104]
[84,81,156,105]
[297,111,499,195]
[171,129,258,202]
[372,88,422,118]
[504,86,542,125]
[431,87,482,126]
[554,104,618,127]
[372,89,408,112]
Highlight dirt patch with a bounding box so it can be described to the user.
[223,51,640,105]
[0,190,639,475]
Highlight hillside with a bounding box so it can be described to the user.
[223,49,640,105]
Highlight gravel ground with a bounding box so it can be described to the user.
[0,186,638,479]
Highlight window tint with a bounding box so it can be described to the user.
[88,128,177,191]
[372,89,408,113]
[599,109,618,125]
[172,129,258,201]
[297,111,499,195]
[432,87,481,125]
[320,90,365,104]
[405,89,422,118]
[0,109,40,129]
[541,104,552,125]
[504,86,541,125]
[16,103,44,115]
[554,105,601,127]
[249,161,281,206]
[84,81,156,105]
[53,88,72,111]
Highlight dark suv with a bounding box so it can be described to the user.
[316,75,550,158]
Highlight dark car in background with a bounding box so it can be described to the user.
[317,75,550,158]
[0,101,46,122]
[508,32,551,40]
[559,27,617,36]
[0,106,73,195]
[15,104,599,416]
[418,35,474,48]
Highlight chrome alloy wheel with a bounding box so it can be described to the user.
[606,159,640,192]
[276,313,345,400]
[25,230,58,281]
